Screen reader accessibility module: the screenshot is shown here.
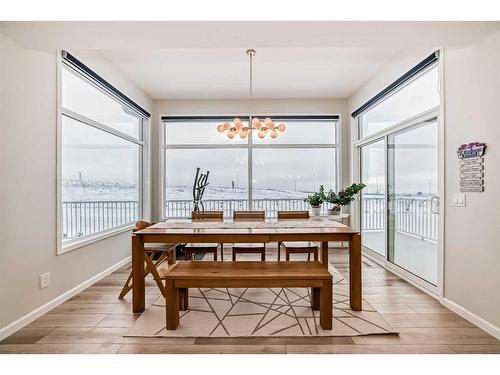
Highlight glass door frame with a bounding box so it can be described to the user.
[353,107,443,297]
[359,137,388,261]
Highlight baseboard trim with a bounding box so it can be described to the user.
[441,298,500,340]
[0,256,131,341]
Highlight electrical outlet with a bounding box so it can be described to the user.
[40,272,50,289]
[452,193,466,207]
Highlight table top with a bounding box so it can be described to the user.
[136,217,358,235]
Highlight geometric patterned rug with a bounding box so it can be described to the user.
[126,265,398,337]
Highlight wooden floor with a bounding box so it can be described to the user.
[1,247,499,354]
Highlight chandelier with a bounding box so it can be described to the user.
[216,49,286,139]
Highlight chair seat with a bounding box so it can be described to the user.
[281,241,318,250]
[232,243,265,261]
[185,243,219,249]
[233,243,265,249]
[144,243,177,252]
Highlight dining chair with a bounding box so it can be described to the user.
[232,210,266,261]
[277,210,319,262]
[119,220,177,299]
[184,210,224,261]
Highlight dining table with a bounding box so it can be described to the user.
[131,216,361,313]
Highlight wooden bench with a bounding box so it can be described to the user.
[159,261,333,330]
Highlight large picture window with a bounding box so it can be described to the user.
[59,53,149,251]
[162,116,339,218]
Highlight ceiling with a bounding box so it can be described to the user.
[99,47,400,99]
[1,21,499,99]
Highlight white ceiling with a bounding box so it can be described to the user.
[1,21,499,99]
[100,47,400,99]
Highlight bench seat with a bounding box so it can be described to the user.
[159,261,333,330]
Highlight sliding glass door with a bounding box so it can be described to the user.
[358,118,439,286]
[354,55,441,290]
[387,120,439,285]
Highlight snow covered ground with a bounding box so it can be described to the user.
[62,181,310,202]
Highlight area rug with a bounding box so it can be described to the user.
[126,265,397,337]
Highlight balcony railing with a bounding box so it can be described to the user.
[61,195,438,243]
[361,195,438,242]
[164,198,328,219]
[62,201,138,240]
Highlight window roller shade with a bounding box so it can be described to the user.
[62,50,150,119]
[351,51,439,118]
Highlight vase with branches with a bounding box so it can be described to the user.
[324,183,366,215]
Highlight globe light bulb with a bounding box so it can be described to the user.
[227,131,236,139]
[268,121,275,130]
[270,129,278,138]
[252,118,260,126]
[233,118,241,125]
[277,123,286,132]
[223,122,230,131]
[264,118,272,126]
[258,129,266,139]
[254,121,262,130]
[217,124,225,133]
[239,130,248,139]
[235,122,243,131]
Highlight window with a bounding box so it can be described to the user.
[62,68,142,139]
[162,117,339,218]
[354,51,440,289]
[59,52,149,251]
[359,66,439,138]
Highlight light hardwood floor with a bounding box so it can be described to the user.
[1,247,499,354]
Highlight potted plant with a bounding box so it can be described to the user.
[304,185,325,216]
[325,183,366,215]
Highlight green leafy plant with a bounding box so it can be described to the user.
[304,185,325,206]
[324,183,366,207]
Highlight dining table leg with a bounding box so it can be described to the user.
[321,241,329,267]
[349,233,362,311]
[132,234,146,313]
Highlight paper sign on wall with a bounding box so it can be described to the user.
[457,143,486,193]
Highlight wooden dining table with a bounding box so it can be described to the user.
[131,218,362,313]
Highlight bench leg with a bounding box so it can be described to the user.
[320,280,333,330]
[178,288,189,311]
[311,288,320,310]
[166,280,179,330]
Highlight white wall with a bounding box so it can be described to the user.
[0,35,153,336]
[347,34,500,336]
[441,31,500,332]
[151,98,350,221]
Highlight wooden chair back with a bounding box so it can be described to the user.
[233,210,266,221]
[133,220,154,232]
[191,211,224,221]
[277,211,310,220]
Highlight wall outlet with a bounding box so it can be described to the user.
[452,193,466,207]
[40,272,50,289]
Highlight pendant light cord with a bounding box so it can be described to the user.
[247,49,255,124]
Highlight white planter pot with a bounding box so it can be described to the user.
[311,206,321,216]
[327,206,341,215]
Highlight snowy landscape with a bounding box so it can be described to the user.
[62,179,437,244]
